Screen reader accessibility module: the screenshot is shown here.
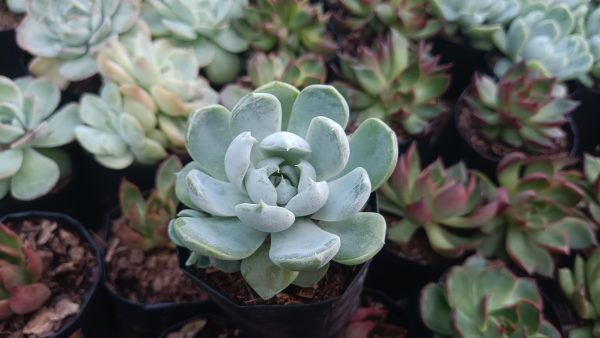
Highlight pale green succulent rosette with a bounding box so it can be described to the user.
[170,81,398,299]
[16,0,141,88]
[0,76,79,201]
[584,7,600,84]
[141,0,249,85]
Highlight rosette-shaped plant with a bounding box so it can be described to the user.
[170,81,398,299]
[464,62,579,155]
[141,0,249,85]
[583,154,600,223]
[334,29,450,136]
[0,76,79,201]
[493,3,593,80]
[16,0,140,88]
[233,0,337,56]
[480,153,597,277]
[74,83,168,169]
[97,22,218,150]
[584,7,600,84]
[379,144,507,257]
[0,224,50,320]
[431,0,521,50]
[421,255,560,338]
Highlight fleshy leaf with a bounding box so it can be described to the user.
[241,243,299,300]
[312,167,371,222]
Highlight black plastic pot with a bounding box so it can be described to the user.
[0,211,103,338]
[571,84,600,156]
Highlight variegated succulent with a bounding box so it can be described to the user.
[0,76,79,201]
[334,29,450,136]
[16,0,140,88]
[141,0,249,85]
[379,144,507,258]
[169,81,398,299]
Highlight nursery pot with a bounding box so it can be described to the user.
[0,211,103,338]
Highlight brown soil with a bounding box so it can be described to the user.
[0,1,23,31]
[165,317,242,338]
[0,218,98,338]
[193,262,359,306]
[105,221,208,304]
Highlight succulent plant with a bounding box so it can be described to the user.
[479,153,597,277]
[233,0,337,56]
[430,0,521,50]
[584,7,600,84]
[340,301,407,338]
[0,76,79,201]
[141,0,249,85]
[463,62,579,155]
[0,223,50,320]
[16,0,141,88]
[379,144,507,258]
[5,0,25,13]
[334,29,450,136]
[583,154,600,224]
[169,81,398,299]
[421,255,561,338]
[559,251,600,338]
[493,2,594,81]
[97,22,218,151]
[114,156,182,250]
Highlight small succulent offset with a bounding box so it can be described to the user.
[583,154,600,224]
[379,144,507,258]
[16,0,141,88]
[334,29,450,136]
[430,0,521,50]
[141,0,249,85]
[114,156,182,250]
[233,0,337,56]
[0,76,79,201]
[480,153,597,277]
[464,62,579,154]
[421,255,561,338]
[97,22,218,151]
[559,251,600,338]
[170,81,398,299]
[584,7,600,84]
[0,224,50,320]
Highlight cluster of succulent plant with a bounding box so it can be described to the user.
[169,81,398,299]
[114,156,181,250]
[421,255,561,338]
[584,6,600,84]
[0,76,79,201]
[340,301,407,338]
[97,22,218,152]
[479,153,597,277]
[379,144,507,258]
[140,0,249,85]
[463,62,579,155]
[334,29,450,136]
[16,0,141,88]
[0,223,50,320]
[583,154,600,223]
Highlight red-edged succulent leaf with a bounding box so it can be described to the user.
[0,265,29,291]
[405,199,431,225]
[22,247,43,281]
[431,181,468,218]
[8,283,51,314]
[0,299,12,320]
[113,220,147,250]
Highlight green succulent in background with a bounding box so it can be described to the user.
[97,22,218,151]
[5,0,25,13]
[74,83,168,169]
[421,255,561,338]
[170,81,398,299]
[0,76,79,201]
[493,2,594,81]
[464,62,579,155]
[141,0,249,85]
[559,251,600,338]
[582,154,600,224]
[480,153,597,277]
[333,29,450,136]
[16,0,141,88]
[430,0,521,50]
[379,144,507,258]
[233,0,337,56]
[583,7,600,85]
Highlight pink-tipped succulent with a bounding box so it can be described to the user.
[339,302,407,338]
[378,144,508,258]
[0,224,50,320]
[114,156,182,250]
[480,152,597,277]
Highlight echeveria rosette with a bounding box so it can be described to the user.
[16,0,140,88]
[170,81,398,299]
[0,76,79,201]
[141,0,249,85]
[421,255,561,338]
[479,153,597,277]
[75,83,168,170]
[379,144,508,258]
[584,7,600,85]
